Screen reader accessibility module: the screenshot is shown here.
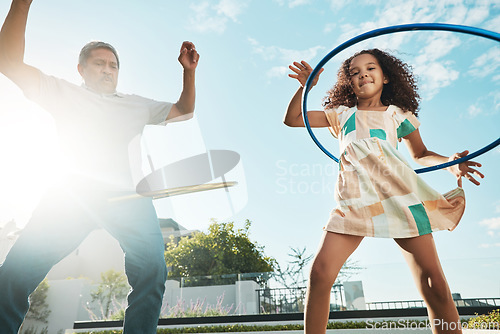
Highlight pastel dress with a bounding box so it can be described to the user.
[323,105,465,238]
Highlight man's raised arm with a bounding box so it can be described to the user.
[166,41,199,122]
[0,0,40,92]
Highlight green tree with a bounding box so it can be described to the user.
[25,279,51,323]
[274,247,313,289]
[165,220,275,284]
[89,270,129,319]
[274,246,364,288]
[20,279,51,334]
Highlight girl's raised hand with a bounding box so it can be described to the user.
[447,150,484,187]
[288,61,324,88]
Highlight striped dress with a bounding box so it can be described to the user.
[323,105,465,238]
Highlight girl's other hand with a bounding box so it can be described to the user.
[447,150,484,187]
[288,61,324,88]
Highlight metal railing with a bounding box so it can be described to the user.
[256,285,500,314]
[362,298,500,310]
[367,299,425,310]
[257,287,307,314]
[257,284,345,314]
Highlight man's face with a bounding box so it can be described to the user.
[78,48,119,94]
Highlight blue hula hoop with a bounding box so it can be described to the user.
[302,23,500,173]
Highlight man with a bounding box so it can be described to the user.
[0,0,199,333]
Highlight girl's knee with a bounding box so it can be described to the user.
[309,261,337,288]
[420,272,452,303]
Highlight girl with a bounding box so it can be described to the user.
[284,49,484,334]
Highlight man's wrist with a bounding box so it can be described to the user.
[183,68,196,77]
[11,0,32,13]
[13,0,32,7]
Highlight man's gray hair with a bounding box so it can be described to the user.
[79,41,120,68]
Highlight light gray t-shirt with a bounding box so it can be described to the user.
[24,71,172,190]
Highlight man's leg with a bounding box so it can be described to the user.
[103,196,167,334]
[0,187,96,333]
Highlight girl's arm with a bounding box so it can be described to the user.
[403,129,484,186]
[284,61,329,128]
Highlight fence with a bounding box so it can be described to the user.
[257,284,345,314]
[366,298,500,310]
[256,285,500,314]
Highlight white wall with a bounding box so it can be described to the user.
[23,278,261,333]
[0,221,20,264]
[46,229,126,282]
[162,280,260,316]
[21,279,93,334]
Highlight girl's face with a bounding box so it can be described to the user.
[348,53,388,101]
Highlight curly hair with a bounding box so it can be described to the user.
[323,49,420,116]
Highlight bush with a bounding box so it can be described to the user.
[161,294,238,318]
[467,309,500,330]
[66,319,425,333]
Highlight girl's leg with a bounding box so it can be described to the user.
[305,231,364,334]
[395,234,461,334]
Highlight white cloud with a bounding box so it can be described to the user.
[445,3,468,24]
[189,2,226,33]
[332,0,496,51]
[464,91,500,118]
[478,199,500,243]
[289,0,310,7]
[320,1,500,103]
[468,46,500,80]
[416,34,462,63]
[323,23,336,34]
[410,33,461,100]
[414,61,459,100]
[216,0,247,22]
[248,38,325,77]
[188,0,248,33]
[479,216,500,230]
[249,39,322,62]
[479,243,500,248]
[468,104,483,117]
[494,91,500,110]
[331,1,472,53]
[273,0,310,8]
[267,66,290,78]
[329,0,348,11]
[484,13,500,32]
[463,5,491,26]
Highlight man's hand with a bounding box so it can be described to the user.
[167,41,198,122]
[178,41,199,71]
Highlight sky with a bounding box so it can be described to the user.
[0,0,499,303]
